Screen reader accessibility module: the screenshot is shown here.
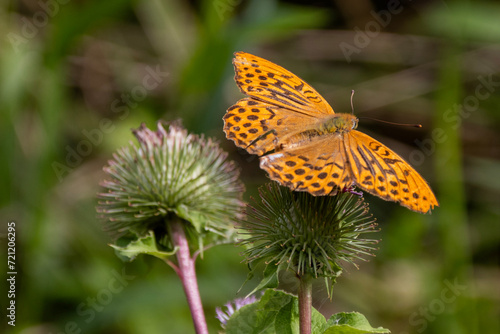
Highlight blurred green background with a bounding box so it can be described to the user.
[1,0,499,333]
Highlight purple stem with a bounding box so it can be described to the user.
[170,219,208,334]
[298,274,313,334]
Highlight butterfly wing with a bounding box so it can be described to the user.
[344,130,438,213]
[259,133,354,196]
[223,97,318,156]
[232,52,334,116]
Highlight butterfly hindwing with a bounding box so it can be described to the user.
[260,134,354,196]
[345,130,438,213]
[223,97,317,156]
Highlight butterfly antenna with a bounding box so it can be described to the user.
[358,117,422,128]
[350,90,355,115]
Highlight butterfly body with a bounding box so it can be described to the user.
[224,52,438,213]
[275,113,356,150]
[316,113,358,134]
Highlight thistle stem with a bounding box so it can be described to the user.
[170,218,208,334]
[298,273,313,334]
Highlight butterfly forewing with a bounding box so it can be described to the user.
[233,52,334,115]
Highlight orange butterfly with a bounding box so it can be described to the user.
[223,52,438,213]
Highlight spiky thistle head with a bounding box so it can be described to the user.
[97,121,245,255]
[240,183,378,281]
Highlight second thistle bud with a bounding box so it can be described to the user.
[240,183,379,281]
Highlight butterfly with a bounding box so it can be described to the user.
[223,52,438,213]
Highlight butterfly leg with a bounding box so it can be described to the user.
[342,184,363,197]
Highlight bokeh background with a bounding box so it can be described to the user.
[1,0,499,333]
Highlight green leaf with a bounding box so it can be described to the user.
[312,309,329,333]
[226,290,291,334]
[323,312,390,334]
[225,290,327,334]
[110,231,177,261]
[246,263,280,297]
[274,298,298,334]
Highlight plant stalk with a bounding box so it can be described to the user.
[298,274,313,334]
[170,219,208,334]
